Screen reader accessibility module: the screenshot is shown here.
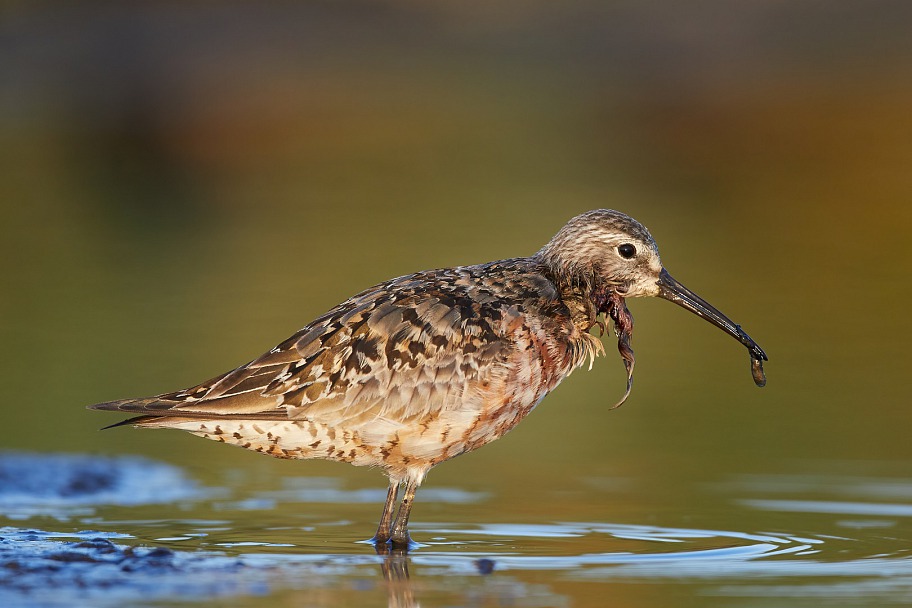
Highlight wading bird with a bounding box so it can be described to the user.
[91,209,766,548]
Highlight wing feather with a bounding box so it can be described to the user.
[90,268,517,429]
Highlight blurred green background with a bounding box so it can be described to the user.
[1,1,910,514]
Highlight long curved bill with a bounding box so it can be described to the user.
[657,268,768,387]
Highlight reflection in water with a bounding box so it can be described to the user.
[378,547,417,608]
[375,547,498,608]
[377,544,567,608]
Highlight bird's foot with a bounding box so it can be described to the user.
[367,531,415,554]
[369,532,390,545]
[390,530,413,550]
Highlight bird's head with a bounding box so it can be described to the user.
[538,209,767,386]
[538,209,663,298]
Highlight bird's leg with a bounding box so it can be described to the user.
[371,479,400,545]
[389,479,417,548]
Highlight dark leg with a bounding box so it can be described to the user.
[389,479,417,548]
[371,479,400,545]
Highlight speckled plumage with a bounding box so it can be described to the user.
[91,209,766,547]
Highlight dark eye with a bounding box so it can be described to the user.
[617,243,636,259]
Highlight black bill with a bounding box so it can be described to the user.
[657,268,768,387]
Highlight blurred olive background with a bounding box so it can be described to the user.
[1,1,911,515]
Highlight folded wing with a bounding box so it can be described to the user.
[90,271,513,430]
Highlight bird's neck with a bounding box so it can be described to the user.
[534,254,608,331]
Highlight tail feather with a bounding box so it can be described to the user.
[88,397,181,414]
[99,415,160,430]
[89,397,288,430]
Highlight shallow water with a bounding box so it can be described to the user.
[3,452,911,607]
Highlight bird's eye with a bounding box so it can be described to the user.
[617,243,636,259]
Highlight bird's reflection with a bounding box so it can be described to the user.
[375,543,417,608]
[374,542,496,608]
